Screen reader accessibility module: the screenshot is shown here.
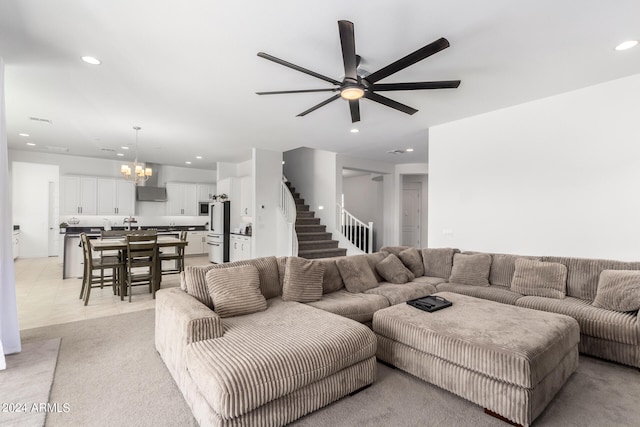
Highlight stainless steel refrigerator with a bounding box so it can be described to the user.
[207,201,230,263]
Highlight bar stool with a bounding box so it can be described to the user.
[160,230,187,276]
[80,233,125,305]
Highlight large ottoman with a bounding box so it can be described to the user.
[373,292,580,426]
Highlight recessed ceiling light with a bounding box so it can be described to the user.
[19,133,29,137]
[196,156,202,159]
[121,146,129,150]
[615,40,638,51]
[406,148,414,152]
[185,161,192,165]
[81,56,101,65]
[116,153,124,157]
[26,142,36,146]
[350,128,359,133]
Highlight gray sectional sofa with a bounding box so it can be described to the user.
[155,247,640,426]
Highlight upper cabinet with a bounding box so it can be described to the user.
[97,178,135,215]
[166,182,197,216]
[197,183,216,202]
[240,175,253,218]
[61,176,97,215]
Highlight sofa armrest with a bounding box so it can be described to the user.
[155,288,223,384]
[156,287,224,344]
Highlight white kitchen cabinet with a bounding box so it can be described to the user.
[97,178,135,215]
[12,231,20,260]
[229,234,251,262]
[61,176,97,215]
[166,182,198,216]
[197,183,216,202]
[185,231,207,255]
[240,175,253,218]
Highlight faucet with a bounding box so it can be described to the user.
[123,216,136,231]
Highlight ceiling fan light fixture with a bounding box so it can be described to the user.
[340,85,364,100]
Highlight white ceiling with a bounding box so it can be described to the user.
[1,1,639,170]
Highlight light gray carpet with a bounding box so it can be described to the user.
[0,338,61,427]
[18,309,640,427]
[20,310,196,427]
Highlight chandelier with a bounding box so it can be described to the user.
[120,126,152,185]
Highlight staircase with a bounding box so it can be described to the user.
[286,182,347,259]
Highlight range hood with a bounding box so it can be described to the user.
[135,163,167,201]
[136,186,167,202]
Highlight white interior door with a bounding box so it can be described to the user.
[402,187,421,247]
[48,181,58,256]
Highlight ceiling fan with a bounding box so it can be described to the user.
[256,20,461,123]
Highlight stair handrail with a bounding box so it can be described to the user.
[336,203,373,253]
[280,177,298,256]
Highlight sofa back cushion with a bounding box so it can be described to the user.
[511,258,567,299]
[449,253,491,286]
[489,253,541,287]
[312,258,345,294]
[364,252,388,282]
[282,257,325,302]
[184,256,281,308]
[336,255,379,293]
[206,265,267,318]
[422,248,459,279]
[375,254,415,284]
[592,270,640,312]
[398,247,425,277]
[380,246,412,257]
[542,256,640,301]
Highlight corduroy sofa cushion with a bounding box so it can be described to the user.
[185,256,281,308]
[282,257,324,302]
[306,289,389,323]
[489,253,541,287]
[592,270,640,312]
[511,258,567,299]
[375,254,415,284]
[422,248,459,279]
[185,299,377,419]
[541,256,640,301]
[364,281,437,305]
[398,247,425,277]
[516,295,639,345]
[449,253,491,287]
[436,281,524,306]
[336,256,379,293]
[206,265,267,318]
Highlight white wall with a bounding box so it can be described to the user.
[429,73,640,260]
[252,148,284,257]
[11,162,59,258]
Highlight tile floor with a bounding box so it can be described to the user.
[14,255,210,330]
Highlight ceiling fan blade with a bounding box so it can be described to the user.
[338,20,358,81]
[256,88,339,95]
[349,100,360,123]
[365,38,450,84]
[371,80,461,91]
[257,52,342,85]
[364,91,418,115]
[297,94,341,117]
